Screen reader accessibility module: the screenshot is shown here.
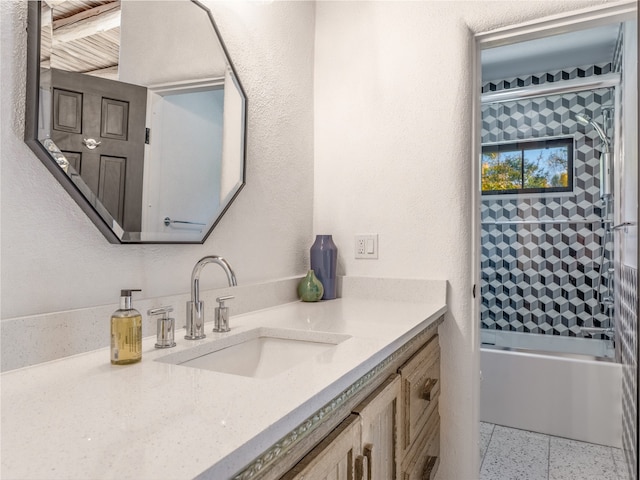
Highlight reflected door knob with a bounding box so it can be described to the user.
[82,138,101,149]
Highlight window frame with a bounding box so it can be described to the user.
[481,137,574,195]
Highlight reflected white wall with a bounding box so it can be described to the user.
[221,68,245,204]
[119,0,227,85]
[144,89,224,235]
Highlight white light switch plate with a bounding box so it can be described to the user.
[355,234,378,259]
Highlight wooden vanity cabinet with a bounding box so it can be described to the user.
[265,321,442,480]
[398,334,440,479]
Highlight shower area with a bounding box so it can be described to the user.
[480,83,617,359]
[478,17,638,480]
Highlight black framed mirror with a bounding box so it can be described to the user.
[25,0,247,244]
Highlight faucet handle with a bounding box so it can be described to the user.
[213,296,234,333]
[147,306,176,348]
[148,306,174,316]
[216,295,234,307]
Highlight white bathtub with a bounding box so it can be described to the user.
[480,344,623,448]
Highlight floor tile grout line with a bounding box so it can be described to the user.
[609,446,617,480]
[610,445,624,480]
[479,422,495,473]
[547,433,551,480]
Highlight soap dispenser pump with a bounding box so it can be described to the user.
[110,289,142,365]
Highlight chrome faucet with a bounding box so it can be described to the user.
[185,256,237,340]
[580,326,615,337]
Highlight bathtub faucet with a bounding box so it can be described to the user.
[580,326,614,338]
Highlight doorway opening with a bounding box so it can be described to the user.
[473,4,638,479]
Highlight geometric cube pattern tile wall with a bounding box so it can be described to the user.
[481,66,614,340]
[619,265,638,479]
[482,64,612,93]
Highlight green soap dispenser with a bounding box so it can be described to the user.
[110,289,143,365]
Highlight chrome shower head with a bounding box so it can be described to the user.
[575,111,612,200]
[575,112,610,152]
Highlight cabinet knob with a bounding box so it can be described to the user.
[422,455,438,480]
[355,454,368,480]
[363,444,373,480]
[421,378,438,401]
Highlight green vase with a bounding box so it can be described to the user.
[298,270,324,302]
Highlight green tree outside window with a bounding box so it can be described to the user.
[482,139,572,194]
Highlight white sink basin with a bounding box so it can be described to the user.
[155,327,351,378]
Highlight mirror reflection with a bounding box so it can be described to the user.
[30,0,246,243]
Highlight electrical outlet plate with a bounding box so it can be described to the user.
[355,234,378,259]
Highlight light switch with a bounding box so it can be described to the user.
[366,238,375,254]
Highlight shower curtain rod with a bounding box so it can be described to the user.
[482,218,612,226]
[481,73,620,105]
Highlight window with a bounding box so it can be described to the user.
[481,138,573,195]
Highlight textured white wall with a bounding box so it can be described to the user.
[0,0,316,318]
[313,1,608,478]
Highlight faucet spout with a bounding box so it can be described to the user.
[191,256,237,303]
[186,255,237,340]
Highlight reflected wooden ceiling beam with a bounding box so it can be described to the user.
[44,0,69,7]
[52,1,120,46]
[85,65,119,80]
[41,4,52,28]
[40,5,53,63]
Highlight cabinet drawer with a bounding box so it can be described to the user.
[280,414,362,480]
[401,411,440,480]
[397,334,440,451]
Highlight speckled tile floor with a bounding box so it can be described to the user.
[480,423,630,480]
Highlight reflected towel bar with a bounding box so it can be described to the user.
[164,217,206,227]
[612,222,637,230]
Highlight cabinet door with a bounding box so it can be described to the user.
[281,414,362,480]
[352,374,401,480]
[397,334,440,452]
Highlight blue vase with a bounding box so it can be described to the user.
[310,235,338,300]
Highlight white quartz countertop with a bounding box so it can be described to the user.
[1,293,446,480]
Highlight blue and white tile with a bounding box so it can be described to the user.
[480,425,549,480]
[549,436,617,480]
